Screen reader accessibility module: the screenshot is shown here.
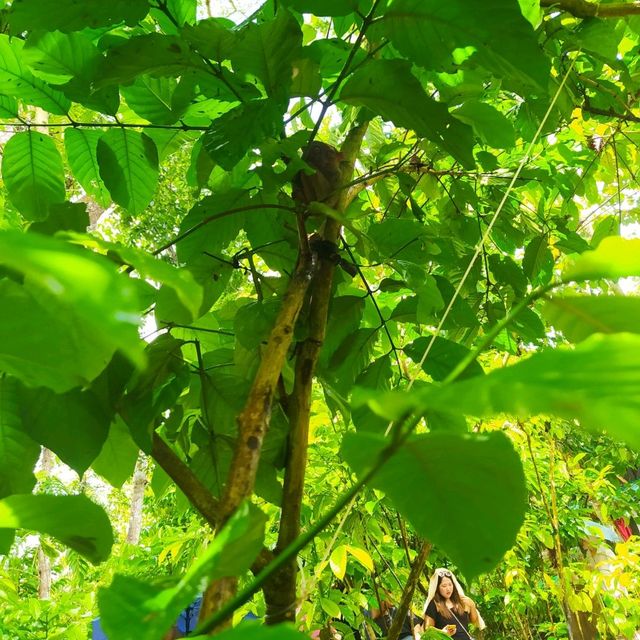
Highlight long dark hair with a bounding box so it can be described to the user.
[432,570,465,619]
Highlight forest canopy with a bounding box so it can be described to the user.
[0,0,640,638]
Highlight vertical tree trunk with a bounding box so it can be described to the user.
[126,454,148,546]
[37,447,55,600]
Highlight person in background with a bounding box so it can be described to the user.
[422,568,485,639]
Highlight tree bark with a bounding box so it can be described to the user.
[263,123,370,625]
[37,447,54,600]
[198,248,315,629]
[126,454,148,545]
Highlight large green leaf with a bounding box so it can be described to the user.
[97,129,159,215]
[64,128,110,207]
[203,99,283,170]
[563,236,640,282]
[372,0,549,93]
[0,494,113,564]
[230,10,302,97]
[19,386,111,475]
[366,334,640,449]
[0,95,19,118]
[8,0,150,33]
[342,431,527,579]
[404,336,484,381]
[1,132,65,220]
[122,76,187,124]
[22,31,100,84]
[340,59,475,167]
[452,99,515,149]
[0,231,145,378]
[0,35,70,114]
[176,190,251,264]
[97,34,207,87]
[91,418,140,488]
[0,280,117,392]
[98,502,266,640]
[281,0,358,15]
[0,377,39,498]
[542,296,640,342]
[70,234,203,323]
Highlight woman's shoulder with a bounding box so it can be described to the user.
[461,596,476,610]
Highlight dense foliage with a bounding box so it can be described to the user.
[0,0,640,638]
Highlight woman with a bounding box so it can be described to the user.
[422,568,485,639]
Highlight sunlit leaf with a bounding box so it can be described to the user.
[340,60,475,167]
[343,431,527,578]
[564,237,640,282]
[97,129,159,215]
[543,296,640,342]
[1,132,65,220]
[0,494,113,564]
[98,502,266,640]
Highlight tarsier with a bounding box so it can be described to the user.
[291,141,344,208]
[291,141,357,276]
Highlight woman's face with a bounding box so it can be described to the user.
[438,577,454,599]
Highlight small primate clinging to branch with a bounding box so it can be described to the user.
[292,141,343,208]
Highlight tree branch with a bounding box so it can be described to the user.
[150,433,220,528]
[198,246,316,629]
[264,122,370,625]
[541,0,640,17]
[386,540,432,640]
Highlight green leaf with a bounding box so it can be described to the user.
[342,431,527,578]
[23,31,100,84]
[340,59,475,168]
[0,280,116,391]
[373,334,640,449]
[0,35,70,114]
[330,545,348,579]
[19,386,111,475]
[122,76,186,125]
[0,231,144,380]
[75,236,203,324]
[98,502,266,640]
[64,128,111,207]
[372,0,549,93]
[203,99,283,170]
[97,129,159,216]
[320,597,342,618]
[119,335,190,451]
[0,95,19,118]
[452,100,515,149]
[181,18,236,62]
[404,336,484,381]
[281,0,358,15]
[8,0,150,33]
[0,377,39,498]
[522,235,553,286]
[97,34,207,87]
[230,10,302,97]
[30,202,90,235]
[1,132,65,220]
[177,190,250,264]
[542,296,640,342]
[0,494,113,564]
[91,418,140,488]
[563,237,640,282]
